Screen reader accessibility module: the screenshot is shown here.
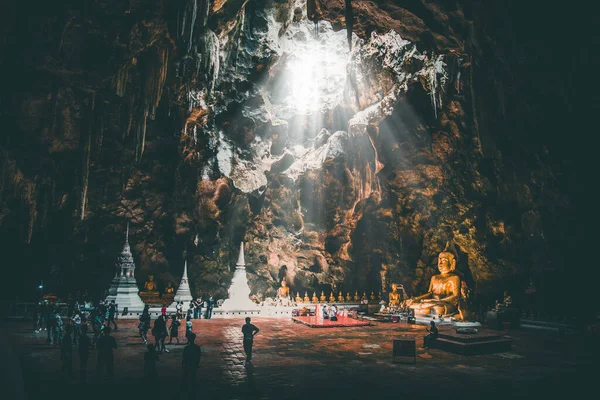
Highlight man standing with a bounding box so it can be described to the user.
[241,317,259,365]
[182,333,201,386]
[79,325,91,382]
[107,300,118,330]
[207,296,215,319]
[96,326,117,379]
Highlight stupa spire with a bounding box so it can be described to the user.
[125,221,129,244]
[236,242,245,267]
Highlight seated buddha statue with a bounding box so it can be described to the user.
[370,292,376,301]
[164,281,175,294]
[311,292,319,303]
[303,292,310,303]
[388,283,401,308]
[338,291,345,302]
[353,291,360,302]
[345,292,352,302]
[406,249,461,316]
[295,292,302,303]
[320,291,327,302]
[362,291,368,302]
[329,292,336,303]
[277,278,290,298]
[142,275,158,293]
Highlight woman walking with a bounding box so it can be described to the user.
[168,315,181,345]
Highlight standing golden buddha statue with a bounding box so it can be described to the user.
[406,247,461,316]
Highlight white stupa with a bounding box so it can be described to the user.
[105,223,145,312]
[171,261,193,311]
[220,242,260,311]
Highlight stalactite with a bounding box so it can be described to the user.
[145,47,169,120]
[81,92,94,221]
[113,64,130,97]
[345,0,353,51]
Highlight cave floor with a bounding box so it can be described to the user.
[3,318,590,400]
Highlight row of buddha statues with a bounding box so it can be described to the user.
[287,290,383,304]
[277,246,474,321]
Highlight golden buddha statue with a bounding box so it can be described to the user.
[345,292,352,302]
[406,248,461,316]
[338,291,345,302]
[362,291,367,301]
[303,292,310,303]
[295,292,302,303]
[378,292,383,301]
[311,292,319,303]
[320,291,327,302]
[353,291,360,302]
[142,275,158,293]
[388,283,401,307]
[164,281,175,294]
[277,277,290,298]
[329,292,336,303]
[370,292,376,301]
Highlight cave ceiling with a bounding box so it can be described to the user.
[0,0,589,312]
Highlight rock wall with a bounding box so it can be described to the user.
[0,1,589,318]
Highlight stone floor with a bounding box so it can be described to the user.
[1,318,592,400]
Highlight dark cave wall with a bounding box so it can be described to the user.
[0,1,590,318]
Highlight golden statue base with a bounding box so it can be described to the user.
[140,292,162,306]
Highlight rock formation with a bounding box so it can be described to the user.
[0,0,590,319]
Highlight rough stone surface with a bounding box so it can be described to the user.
[0,1,590,320]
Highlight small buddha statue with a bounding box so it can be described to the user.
[164,281,175,294]
[458,281,472,321]
[388,283,401,307]
[406,247,461,316]
[370,292,376,301]
[311,292,319,303]
[303,292,310,303]
[142,275,158,293]
[362,291,367,301]
[503,291,512,307]
[295,292,302,303]
[329,292,336,303]
[320,291,327,302]
[353,291,360,302]
[338,291,345,302]
[277,277,290,298]
[345,292,352,302]
[378,292,383,301]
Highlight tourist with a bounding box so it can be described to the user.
[185,315,193,343]
[152,315,169,354]
[161,304,167,317]
[195,298,202,319]
[329,304,338,322]
[169,315,181,345]
[46,307,56,344]
[182,333,201,386]
[40,300,49,331]
[53,311,64,346]
[144,343,159,381]
[191,299,198,319]
[96,326,117,379]
[322,304,329,319]
[61,326,73,375]
[72,311,81,344]
[79,325,91,382]
[107,300,118,330]
[203,299,209,319]
[241,317,259,365]
[139,306,151,344]
[32,303,40,332]
[207,295,215,319]
[423,320,439,349]
[176,301,184,319]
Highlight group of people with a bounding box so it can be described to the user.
[187,296,215,319]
